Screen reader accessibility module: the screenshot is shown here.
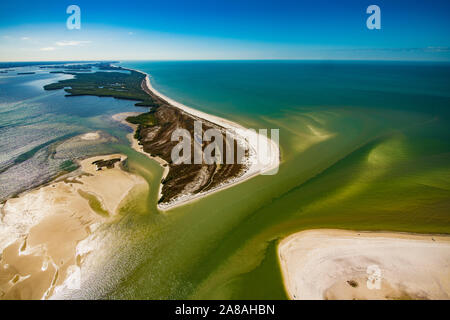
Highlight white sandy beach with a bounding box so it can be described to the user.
[0,153,146,299]
[278,229,450,300]
[116,68,280,211]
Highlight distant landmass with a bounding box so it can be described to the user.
[0,61,118,69]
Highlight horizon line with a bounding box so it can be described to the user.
[1,58,450,64]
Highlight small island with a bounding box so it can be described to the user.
[43,63,278,209]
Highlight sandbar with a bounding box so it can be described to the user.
[278,229,450,300]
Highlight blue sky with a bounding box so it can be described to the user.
[1,0,449,61]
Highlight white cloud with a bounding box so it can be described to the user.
[40,47,55,51]
[21,37,30,40]
[55,40,91,46]
[128,32,134,35]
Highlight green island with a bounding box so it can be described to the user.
[43,64,158,107]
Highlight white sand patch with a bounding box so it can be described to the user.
[80,132,100,141]
[278,229,450,300]
[111,112,142,128]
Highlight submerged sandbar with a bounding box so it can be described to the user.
[0,154,146,299]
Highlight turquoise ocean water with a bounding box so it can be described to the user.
[122,60,450,119]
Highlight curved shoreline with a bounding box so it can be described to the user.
[278,229,450,300]
[111,112,169,202]
[122,67,280,211]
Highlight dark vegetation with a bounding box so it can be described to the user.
[0,61,91,69]
[40,63,94,70]
[136,101,246,204]
[92,158,121,169]
[126,112,157,126]
[41,62,120,71]
[347,280,359,288]
[126,112,157,139]
[43,64,158,107]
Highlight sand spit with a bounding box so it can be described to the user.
[111,112,142,129]
[278,229,450,300]
[0,154,146,300]
[116,68,280,211]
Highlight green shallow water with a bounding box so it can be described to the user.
[94,61,450,299]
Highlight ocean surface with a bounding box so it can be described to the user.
[1,61,449,299]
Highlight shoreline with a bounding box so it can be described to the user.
[121,67,280,211]
[278,229,450,300]
[112,112,169,201]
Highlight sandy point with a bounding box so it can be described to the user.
[111,112,142,129]
[278,229,450,300]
